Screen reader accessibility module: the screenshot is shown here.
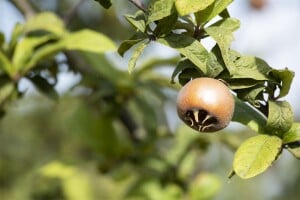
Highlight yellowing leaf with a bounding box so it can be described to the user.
[25,12,66,36]
[233,135,282,179]
[148,0,175,23]
[175,0,214,16]
[63,30,116,53]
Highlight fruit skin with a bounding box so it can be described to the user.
[177,77,235,132]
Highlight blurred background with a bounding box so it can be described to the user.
[0,0,299,199]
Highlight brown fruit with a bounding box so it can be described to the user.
[177,78,235,132]
[250,0,267,10]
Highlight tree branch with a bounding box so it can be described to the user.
[63,0,86,26]
[128,0,147,13]
[10,0,37,18]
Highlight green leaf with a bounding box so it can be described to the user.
[195,0,233,25]
[266,100,294,137]
[283,123,300,159]
[232,56,272,80]
[232,96,267,134]
[40,161,94,200]
[205,25,235,74]
[0,32,4,47]
[269,68,295,98]
[171,59,197,83]
[62,30,116,53]
[175,0,214,16]
[283,123,300,144]
[94,0,112,9]
[12,35,57,72]
[128,41,148,73]
[233,135,282,179]
[206,51,224,77]
[178,67,203,86]
[118,39,144,57]
[80,52,123,82]
[118,32,148,56]
[147,0,175,24]
[236,84,265,106]
[157,33,209,74]
[24,12,66,36]
[130,180,182,200]
[188,173,221,200]
[154,11,178,37]
[210,17,240,32]
[0,51,15,76]
[125,10,147,32]
[288,148,300,159]
[23,30,116,73]
[7,23,24,55]
[0,83,15,106]
[23,42,64,73]
[228,79,261,90]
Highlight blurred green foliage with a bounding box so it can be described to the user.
[0,0,299,199]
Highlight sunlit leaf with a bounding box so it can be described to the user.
[40,161,76,178]
[283,123,300,144]
[195,0,233,25]
[288,148,300,159]
[175,0,214,16]
[62,30,116,53]
[233,135,282,179]
[23,42,64,73]
[0,83,15,106]
[232,56,272,80]
[12,35,57,71]
[40,161,94,200]
[148,0,175,24]
[25,12,66,36]
[8,23,24,52]
[283,123,300,159]
[129,179,183,200]
[266,100,294,137]
[210,17,240,32]
[205,25,235,74]
[206,51,224,77]
[188,173,221,200]
[128,41,148,73]
[0,51,15,76]
[125,10,147,32]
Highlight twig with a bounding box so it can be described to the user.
[10,0,36,18]
[63,0,86,26]
[128,0,147,13]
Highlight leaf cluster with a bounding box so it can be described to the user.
[0,12,116,107]
[111,0,299,179]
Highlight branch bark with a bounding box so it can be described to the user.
[128,0,147,13]
[63,0,86,26]
[10,0,37,18]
